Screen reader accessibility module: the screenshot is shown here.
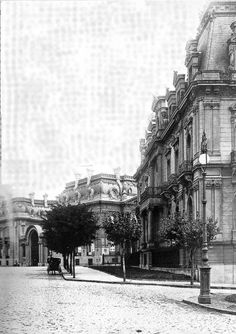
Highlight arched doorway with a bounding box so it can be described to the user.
[29,230,39,266]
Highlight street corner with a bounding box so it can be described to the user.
[183,293,236,315]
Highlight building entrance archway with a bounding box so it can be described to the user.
[29,230,39,266]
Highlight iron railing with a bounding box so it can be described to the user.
[140,187,162,204]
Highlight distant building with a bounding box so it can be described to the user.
[59,170,137,266]
[134,2,236,283]
[0,188,56,266]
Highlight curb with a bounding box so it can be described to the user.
[182,299,236,315]
[61,272,197,287]
[61,272,236,290]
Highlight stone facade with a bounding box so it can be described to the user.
[0,188,56,266]
[134,1,236,283]
[59,170,137,266]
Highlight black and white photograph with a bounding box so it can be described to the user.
[1,0,236,333]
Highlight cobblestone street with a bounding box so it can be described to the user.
[0,267,236,334]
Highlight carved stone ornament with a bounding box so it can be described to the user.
[229,21,236,43]
[169,134,176,146]
[206,179,222,189]
[13,202,27,213]
[232,166,236,177]
[185,39,198,65]
[184,174,193,185]
[228,23,236,71]
[203,101,220,109]
[192,104,199,114]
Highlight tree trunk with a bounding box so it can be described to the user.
[69,252,72,274]
[66,254,69,272]
[72,249,75,278]
[63,253,66,270]
[122,243,126,282]
[190,249,195,286]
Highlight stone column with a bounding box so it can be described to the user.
[183,129,187,161]
[147,209,153,243]
[44,245,48,266]
[212,103,220,154]
[145,214,148,244]
[25,242,30,266]
[38,239,43,266]
[170,146,175,174]
[139,253,143,268]
[140,215,145,245]
[193,105,199,156]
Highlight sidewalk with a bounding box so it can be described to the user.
[61,266,236,315]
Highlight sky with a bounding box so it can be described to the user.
[1,0,208,199]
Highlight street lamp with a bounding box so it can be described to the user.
[198,131,211,304]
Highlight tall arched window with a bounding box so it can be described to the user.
[186,133,192,161]
[175,148,179,174]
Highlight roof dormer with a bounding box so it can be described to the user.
[166,88,177,119]
[173,71,186,105]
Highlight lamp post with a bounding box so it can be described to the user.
[198,131,211,304]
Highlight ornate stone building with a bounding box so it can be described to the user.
[134,1,236,283]
[0,170,136,267]
[59,170,137,266]
[0,188,56,266]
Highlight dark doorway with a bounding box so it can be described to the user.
[30,230,39,266]
[144,253,147,266]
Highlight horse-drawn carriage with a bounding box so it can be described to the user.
[47,257,62,275]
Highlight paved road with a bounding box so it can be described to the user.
[0,267,235,334]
